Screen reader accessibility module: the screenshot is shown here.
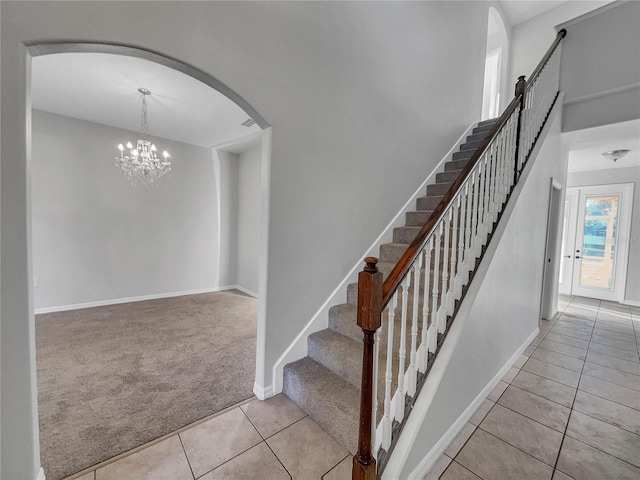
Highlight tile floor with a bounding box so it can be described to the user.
[425,295,640,480]
[65,395,352,480]
[66,295,639,480]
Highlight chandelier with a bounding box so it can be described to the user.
[116,88,171,187]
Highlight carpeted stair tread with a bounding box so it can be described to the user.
[436,170,462,184]
[426,182,453,196]
[445,159,471,171]
[406,210,435,227]
[452,149,474,161]
[282,118,495,462]
[460,139,483,151]
[309,329,364,388]
[283,357,360,454]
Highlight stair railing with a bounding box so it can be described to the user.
[352,29,566,479]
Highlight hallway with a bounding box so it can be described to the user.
[426,295,640,479]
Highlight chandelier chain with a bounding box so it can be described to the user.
[140,92,149,141]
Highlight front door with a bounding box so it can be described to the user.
[559,184,634,301]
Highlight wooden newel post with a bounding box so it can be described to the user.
[352,257,383,480]
[513,75,527,185]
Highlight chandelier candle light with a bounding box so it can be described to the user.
[116,88,171,187]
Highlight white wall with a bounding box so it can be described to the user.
[509,1,612,85]
[567,166,640,304]
[560,1,640,131]
[213,149,239,289]
[1,2,496,477]
[236,144,262,296]
[31,110,228,310]
[397,101,567,478]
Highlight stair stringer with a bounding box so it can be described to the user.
[270,123,476,395]
[382,94,565,479]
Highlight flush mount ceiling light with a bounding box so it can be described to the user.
[116,88,171,187]
[601,149,630,162]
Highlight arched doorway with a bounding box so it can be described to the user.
[481,8,510,120]
[26,42,271,480]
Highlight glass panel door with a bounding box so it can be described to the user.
[577,194,619,290]
[569,184,633,301]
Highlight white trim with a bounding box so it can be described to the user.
[405,328,539,480]
[556,1,628,31]
[233,285,259,298]
[623,300,640,307]
[253,127,273,398]
[563,83,640,107]
[270,122,477,395]
[36,467,46,480]
[33,286,241,314]
[253,381,274,400]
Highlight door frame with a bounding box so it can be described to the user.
[560,183,634,302]
[540,178,564,320]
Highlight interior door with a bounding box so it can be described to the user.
[558,189,578,295]
[561,184,634,301]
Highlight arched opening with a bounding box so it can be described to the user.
[27,43,271,480]
[481,8,510,120]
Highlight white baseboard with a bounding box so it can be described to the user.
[36,467,46,480]
[406,327,539,479]
[34,286,240,314]
[623,299,640,307]
[270,122,477,395]
[232,285,259,298]
[253,381,275,400]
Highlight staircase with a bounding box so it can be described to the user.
[282,118,498,453]
[282,29,566,479]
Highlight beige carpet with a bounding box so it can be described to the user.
[36,290,257,480]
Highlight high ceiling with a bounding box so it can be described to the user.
[499,1,568,26]
[31,53,260,149]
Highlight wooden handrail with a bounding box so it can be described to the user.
[380,28,566,307]
[527,29,566,87]
[381,93,521,306]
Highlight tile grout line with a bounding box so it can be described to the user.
[475,427,558,471]
[320,454,350,479]
[237,405,296,479]
[549,297,595,478]
[176,433,196,480]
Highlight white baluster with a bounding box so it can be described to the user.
[496,129,505,209]
[408,260,420,395]
[396,276,410,421]
[464,171,474,282]
[432,221,444,334]
[418,245,431,373]
[371,328,380,457]
[447,197,458,315]
[477,157,487,254]
[486,143,496,227]
[455,183,468,298]
[470,165,480,260]
[482,154,491,243]
[381,293,397,450]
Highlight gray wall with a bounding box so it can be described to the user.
[2,2,493,477]
[399,102,567,478]
[567,166,640,303]
[31,110,225,309]
[214,149,240,289]
[236,144,262,295]
[509,1,612,86]
[560,1,640,131]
